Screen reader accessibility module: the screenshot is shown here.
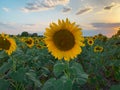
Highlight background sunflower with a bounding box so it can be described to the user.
[94,45,103,52]
[0,33,16,55]
[25,37,34,48]
[87,38,94,46]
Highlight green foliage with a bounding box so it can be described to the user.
[42,78,72,90]
[110,84,120,90]
[0,79,10,90]
[26,71,42,87]
[53,61,67,77]
[0,35,120,90]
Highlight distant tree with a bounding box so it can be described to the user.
[21,31,29,37]
[31,33,38,37]
[17,34,21,37]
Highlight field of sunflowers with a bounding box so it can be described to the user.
[0,19,120,90]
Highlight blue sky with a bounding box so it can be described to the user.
[0,0,120,37]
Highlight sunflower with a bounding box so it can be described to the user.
[87,38,94,46]
[25,37,34,48]
[94,45,103,52]
[36,44,45,49]
[44,18,84,61]
[0,33,16,55]
[92,35,98,40]
[34,38,40,44]
[20,37,26,42]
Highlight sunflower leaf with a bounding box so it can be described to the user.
[53,61,67,77]
[26,71,42,87]
[0,79,10,90]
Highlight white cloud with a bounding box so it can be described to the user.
[80,23,97,30]
[104,2,116,10]
[76,7,92,15]
[22,0,70,13]
[96,2,120,14]
[62,6,72,13]
[2,7,9,12]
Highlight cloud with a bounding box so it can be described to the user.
[82,0,120,6]
[91,22,120,37]
[92,23,120,28]
[104,5,115,10]
[0,22,16,29]
[22,0,70,12]
[76,7,92,15]
[2,7,9,12]
[80,22,120,37]
[104,2,116,10]
[0,22,47,35]
[62,6,71,13]
[79,23,97,30]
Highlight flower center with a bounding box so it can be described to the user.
[0,37,11,50]
[26,39,32,45]
[53,30,75,51]
[89,41,92,44]
[96,47,101,50]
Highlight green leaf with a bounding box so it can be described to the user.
[114,71,120,81]
[54,79,63,90]
[0,51,7,59]
[71,62,84,73]
[26,71,41,87]
[54,78,72,90]
[10,67,27,83]
[41,67,50,75]
[110,84,120,90]
[0,60,12,74]
[0,79,10,90]
[42,78,72,90]
[62,79,72,90]
[53,62,67,77]
[70,62,88,85]
[42,78,56,90]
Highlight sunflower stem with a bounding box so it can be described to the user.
[64,61,70,79]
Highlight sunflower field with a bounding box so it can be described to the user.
[0,19,120,90]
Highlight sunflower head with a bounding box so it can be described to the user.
[94,45,103,52]
[25,37,34,48]
[87,38,94,46]
[34,38,40,44]
[36,44,45,49]
[44,18,84,61]
[20,37,26,42]
[92,35,98,40]
[0,33,17,55]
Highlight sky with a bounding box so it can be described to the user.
[0,0,120,37]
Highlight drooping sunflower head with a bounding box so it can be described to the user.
[25,37,34,48]
[94,45,103,52]
[20,37,26,42]
[36,44,45,49]
[87,38,94,46]
[34,38,40,44]
[0,33,17,55]
[44,18,85,61]
[92,35,98,40]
